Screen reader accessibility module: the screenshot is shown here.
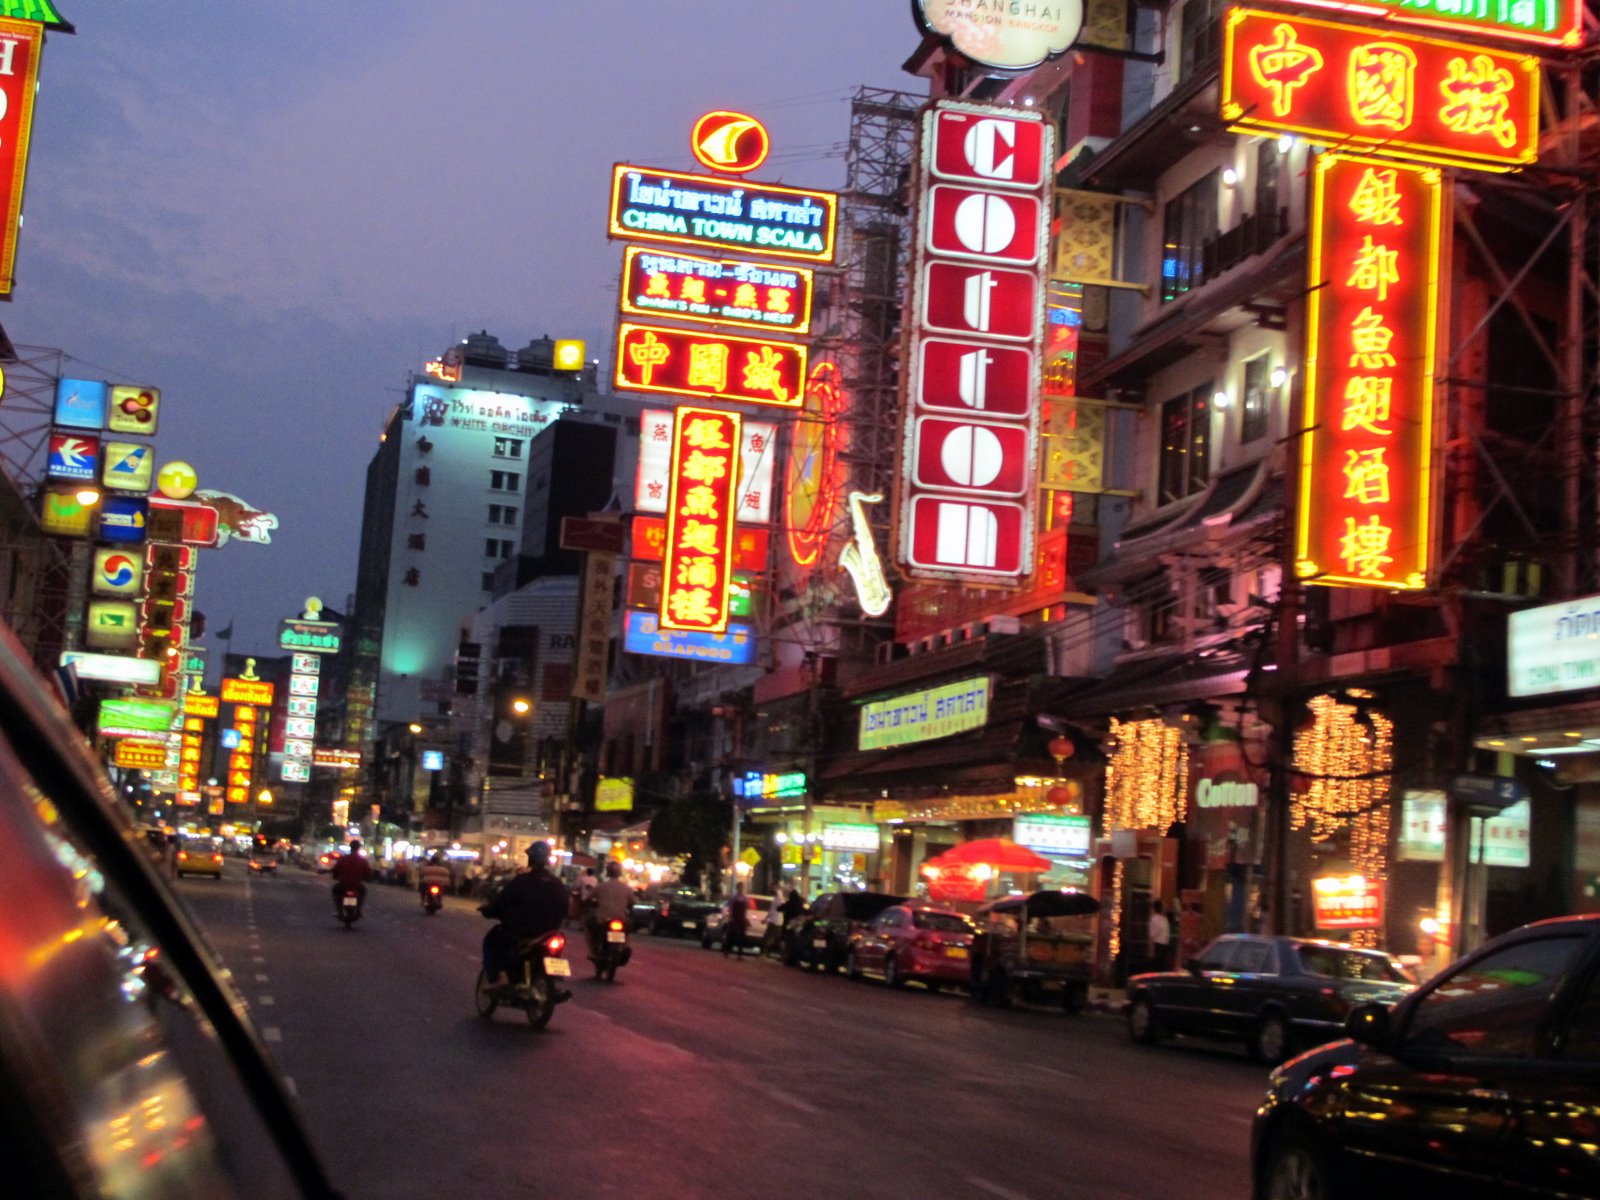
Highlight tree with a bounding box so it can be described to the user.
[648,793,730,891]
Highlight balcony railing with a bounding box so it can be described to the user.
[1201,207,1287,280]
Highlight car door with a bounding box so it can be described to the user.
[855,910,895,972]
[1338,932,1589,1198]
[1160,937,1241,1033]
[1217,937,1278,1038]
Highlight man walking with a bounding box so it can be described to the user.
[1148,899,1173,973]
[723,883,751,958]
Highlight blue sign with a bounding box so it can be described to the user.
[55,378,108,430]
[46,432,99,481]
[421,749,444,771]
[1451,774,1530,813]
[97,496,148,545]
[609,165,838,263]
[221,728,241,750]
[623,611,755,665]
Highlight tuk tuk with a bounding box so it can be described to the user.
[969,889,1100,1013]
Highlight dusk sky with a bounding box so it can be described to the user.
[10,2,923,654]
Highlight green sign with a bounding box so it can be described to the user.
[859,677,990,751]
[280,618,342,655]
[1300,0,1580,49]
[595,777,634,812]
[821,822,879,852]
[98,697,176,737]
[0,1,72,30]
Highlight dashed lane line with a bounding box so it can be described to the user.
[255,974,269,982]
[891,1028,926,1041]
[763,1089,820,1116]
[263,1028,282,1043]
[282,1077,296,1097]
[966,1177,1032,1200]
[258,996,274,1006]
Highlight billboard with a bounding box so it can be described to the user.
[660,406,741,633]
[608,164,837,262]
[1295,154,1443,590]
[623,611,755,664]
[46,432,99,482]
[632,516,768,573]
[636,408,775,523]
[54,377,106,430]
[0,17,42,296]
[913,0,1083,70]
[785,360,846,569]
[615,322,807,409]
[620,246,812,334]
[1508,594,1600,697]
[107,385,161,435]
[1221,9,1540,172]
[895,101,1051,584]
[859,676,992,750]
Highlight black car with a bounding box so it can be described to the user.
[784,891,905,972]
[646,886,721,937]
[1253,914,1600,1199]
[1126,933,1414,1063]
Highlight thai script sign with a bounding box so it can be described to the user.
[621,246,812,334]
[608,164,837,262]
[859,676,992,750]
[1508,593,1600,697]
[1291,0,1579,49]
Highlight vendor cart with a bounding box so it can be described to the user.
[969,889,1101,1014]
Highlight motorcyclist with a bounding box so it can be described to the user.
[417,851,452,903]
[478,841,569,990]
[587,860,634,959]
[330,839,372,916]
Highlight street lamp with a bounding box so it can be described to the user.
[511,698,531,716]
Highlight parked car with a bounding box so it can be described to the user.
[969,889,1099,1012]
[1253,913,1600,1199]
[784,891,905,972]
[846,903,976,990]
[647,887,721,937]
[0,620,341,1198]
[1127,933,1415,1063]
[701,895,772,950]
[175,834,225,879]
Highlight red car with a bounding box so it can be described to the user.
[845,904,977,991]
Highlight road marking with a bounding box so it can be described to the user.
[801,1003,830,1015]
[252,956,265,964]
[1026,1063,1079,1081]
[891,1028,926,1041]
[263,1027,282,1043]
[966,1177,1032,1200]
[763,1089,820,1116]
[282,1077,296,1097]
[259,996,275,1006]
[255,974,269,982]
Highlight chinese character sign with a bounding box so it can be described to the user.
[895,100,1051,584]
[0,18,42,296]
[661,406,742,633]
[636,408,776,522]
[620,246,813,334]
[1297,154,1443,591]
[1221,9,1539,171]
[614,322,806,409]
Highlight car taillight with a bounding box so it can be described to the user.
[659,903,670,915]
[212,855,223,864]
[609,919,625,932]
[428,885,441,895]
[177,851,188,860]
[546,934,566,955]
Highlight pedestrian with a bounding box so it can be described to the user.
[1148,899,1172,973]
[723,883,750,957]
[760,883,788,957]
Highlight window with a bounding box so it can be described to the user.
[493,437,523,459]
[1161,172,1219,303]
[1179,0,1224,80]
[1405,935,1585,1058]
[1556,965,1600,1060]
[1197,939,1240,971]
[1159,385,1212,504]
[490,470,520,491]
[1241,355,1273,444]
[1230,940,1276,975]
[1298,945,1413,984]
[481,572,496,591]
[483,538,514,559]
[1255,139,1280,228]
[487,505,518,526]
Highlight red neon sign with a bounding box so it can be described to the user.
[632,516,769,573]
[660,406,741,634]
[1296,153,1442,591]
[1221,9,1540,172]
[1312,874,1384,929]
[620,245,813,335]
[896,101,1050,584]
[0,18,42,296]
[615,322,807,409]
[786,361,846,569]
[691,111,770,175]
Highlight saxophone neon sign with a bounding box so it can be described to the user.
[839,491,892,618]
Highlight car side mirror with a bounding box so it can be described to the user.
[1345,1001,1392,1050]
[1184,957,1202,975]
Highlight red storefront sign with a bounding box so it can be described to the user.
[1296,154,1443,591]
[632,516,769,572]
[620,245,813,335]
[1221,8,1540,172]
[896,100,1050,584]
[149,498,222,547]
[1312,874,1384,929]
[0,18,42,296]
[614,322,807,409]
[660,406,741,633]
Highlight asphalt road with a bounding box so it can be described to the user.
[177,867,1267,1200]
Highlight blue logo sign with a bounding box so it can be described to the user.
[46,432,99,481]
[54,378,108,430]
[221,728,241,750]
[421,749,444,771]
[97,496,149,545]
[623,611,755,664]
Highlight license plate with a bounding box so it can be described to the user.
[813,939,827,950]
[342,896,358,907]
[544,958,571,977]
[607,930,626,943]
[947,946,969,959]
[682,920,697,929]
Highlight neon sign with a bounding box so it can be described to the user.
[1289,0,1579,49]
[691,111,770,174]
[637,408,774,524]
[1222,9,1540,172]
[785,360,845,569]
[1296,153,1442,591]
[632,515,769,573]
[660,406,741,634]
[623,611,756,664]
[0,18,43,296]
[896,101,1051,585]
[615,322,807,409]
[620,245,813,334]
[1311,874,1384,929]
[608,164,838,263]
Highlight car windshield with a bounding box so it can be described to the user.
[914,911,974,934]
[1298,945,1413,983]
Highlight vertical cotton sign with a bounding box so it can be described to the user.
[0,18,42,296]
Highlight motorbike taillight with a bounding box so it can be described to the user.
[546,934,566,955]
[428,885,441,894]
[608,919,625,932]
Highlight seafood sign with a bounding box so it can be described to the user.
[192,491,278,546]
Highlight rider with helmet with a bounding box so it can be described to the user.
[586,859,634,958]
[330,839,372,915]
[478,841,569,989]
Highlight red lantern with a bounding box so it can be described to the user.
[1047,735,1075,761]
[1046,785,1075,808]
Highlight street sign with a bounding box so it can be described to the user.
[1451,773,1529,814]
[559,516,626,555]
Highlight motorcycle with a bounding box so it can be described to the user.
[474,931,572,1029]
[421,883,443,915]
[591,917,631,982]
[337,885,363,929]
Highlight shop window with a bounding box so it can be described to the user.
[1159,385,1212,504]
[1179,0,1224,81]
[1255,139,1280,226]
[493,437,523,459]
[1241,355,1273,444]
[1161,172,1219,303]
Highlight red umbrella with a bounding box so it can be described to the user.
[925,838,1051,873]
